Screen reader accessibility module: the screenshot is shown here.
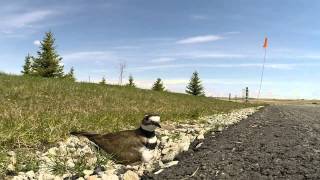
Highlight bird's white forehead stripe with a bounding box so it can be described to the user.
[149,116,160,122]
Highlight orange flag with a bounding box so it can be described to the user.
[263,37,268,48]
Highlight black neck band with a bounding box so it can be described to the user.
[139,126,155,138]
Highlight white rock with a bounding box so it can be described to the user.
[7,164,15,172]
[197,134,204,140]
[178,134,190,152]
[161,147,171,155]
[87,156,97,166]
[126,165,139,171]
[153,149,161,160]
[195,142,203,149]
[123,170,139,180]
[18,172,25,176]
[39,173,56,180]
[48,147,58,156]
[10,156,17,165]
[101,174,119,180]
[12,176,24,180]
[163,161,179,168]
[58,144,68,156]
[87,175,98,180]
[54,176,63,180]
[83,169,94,176]
[162,150,177,163]
[25,170,35,179]
[104,169,117,176]
[160,136,169,146]
[62,173,72,179]
[154,169,164,175]
[8,151,16,156]
[66,159,75,168]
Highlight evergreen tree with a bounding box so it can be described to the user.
[152,78,165,91]
[186,71,205,96]
[127,75,135,87]
[99,77,106,85]
[21,54,34,75]
[32,31,64,77]
[64,67,75,81]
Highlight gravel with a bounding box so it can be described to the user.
[9,106,261,179]
[143,105,320,179]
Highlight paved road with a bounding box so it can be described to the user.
[143,105,320,180]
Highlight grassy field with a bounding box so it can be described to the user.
[0,73,257,174]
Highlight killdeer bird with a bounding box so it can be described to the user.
[71,114,161,164]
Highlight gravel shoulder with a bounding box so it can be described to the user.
[144,105,320,179]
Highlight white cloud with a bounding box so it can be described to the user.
[33,40,41,46]
[298,55,320,59]
[162,78,274,85]
[63,51,118,62]
[176,35,223,44]
[0,10,54,29]
[113,46,141,50]
[224,31,240,35]
[178,52,246,59]
[150,57,176,63]
[190,15,208,20]
[129,63,297,71]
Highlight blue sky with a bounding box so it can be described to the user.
[1,0,320,99]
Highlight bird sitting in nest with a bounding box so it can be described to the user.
[71,114,161,164]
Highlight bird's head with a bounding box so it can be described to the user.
[140,114,161,132]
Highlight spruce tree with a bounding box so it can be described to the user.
[64,67,75,81]
[32,31,64,77]
[186,71,205,96]
[127,75,135,87]
[152,78,165,91]
[99,77,106,85]
[21,54,33,75]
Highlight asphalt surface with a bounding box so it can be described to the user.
[143,105,320,180]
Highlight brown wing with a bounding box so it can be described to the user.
[87,130,146,164]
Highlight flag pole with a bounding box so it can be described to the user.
[257,38,268,99]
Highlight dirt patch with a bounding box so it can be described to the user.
[143,105,320,179]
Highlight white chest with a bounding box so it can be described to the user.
[140,136,158,163]
[140,147,154,163]
[147,136,157,144]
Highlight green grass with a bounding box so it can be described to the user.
[0,73,256,163]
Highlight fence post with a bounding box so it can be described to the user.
[245,87,249,103]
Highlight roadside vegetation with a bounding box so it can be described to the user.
[0,31,259,176]
[0,73,256,151]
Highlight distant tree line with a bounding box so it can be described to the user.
[22,31,205,96]
[101,72,204,96]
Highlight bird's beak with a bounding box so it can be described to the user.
[154,122,161,128]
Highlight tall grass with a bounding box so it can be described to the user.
[0,73,255,150]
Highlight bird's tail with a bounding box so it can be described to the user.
[70,131,99,137]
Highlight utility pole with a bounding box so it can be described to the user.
[119,62,126,85]
[245,87,249,103]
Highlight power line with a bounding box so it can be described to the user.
[257,46,267,99]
